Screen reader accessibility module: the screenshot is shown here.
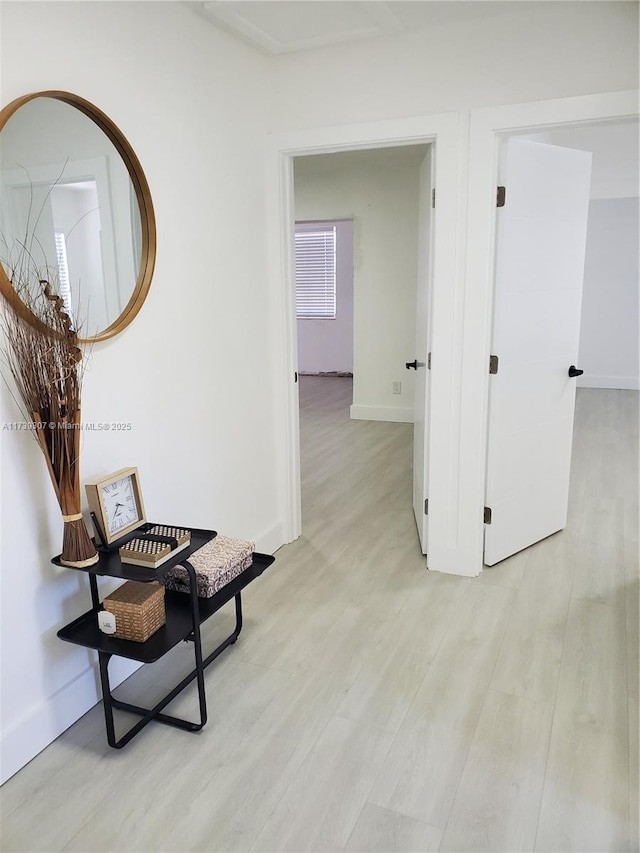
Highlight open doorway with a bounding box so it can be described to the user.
[292,144,433,549]
[484,119,639,566]
[272,91,636,576]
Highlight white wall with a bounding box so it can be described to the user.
[295,219,354,375]
[269,3,638,131]
[294,148,425,422]
[547,124,639,389]
[525,123,639,389]
[579,197,639,389]
[0,0,277,783]
[544,122,639,199]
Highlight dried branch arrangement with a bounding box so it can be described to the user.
[1,261,98,567]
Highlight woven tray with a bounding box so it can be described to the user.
[163,535,255,598]
[103,581,165,642]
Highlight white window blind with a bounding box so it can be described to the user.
[54,231,74,324]
[295,224,336,319]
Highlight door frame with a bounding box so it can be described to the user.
[266,112,465,550]
[266,91,637,577]
[467,90,639,575]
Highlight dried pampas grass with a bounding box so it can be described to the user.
[1,260,98,567]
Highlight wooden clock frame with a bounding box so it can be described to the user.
[85,467,146,546]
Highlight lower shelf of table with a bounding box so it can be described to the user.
[57,552,275,663]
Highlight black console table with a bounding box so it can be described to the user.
[55,524,274,749]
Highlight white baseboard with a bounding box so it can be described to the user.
[350,404,414,424]
[577,375,639,390]
[0,657,140,785]
[255,521,286,555]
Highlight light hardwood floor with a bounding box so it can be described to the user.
[1,378,637,853]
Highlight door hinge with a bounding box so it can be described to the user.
[484,506,492,524]
[489,355,499,375]
[432,188,436,208]
[427,352,432,369]
[497,186,506,207]
[294,371,298,383]
[424,499,429,515]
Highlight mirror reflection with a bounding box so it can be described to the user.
[1,96,147,339]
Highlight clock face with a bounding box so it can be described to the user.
[101,475,140,535]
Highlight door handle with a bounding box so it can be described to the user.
[405,360,425,370]
[568,365,584,378]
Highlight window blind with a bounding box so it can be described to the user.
[54,231,74,324]
[295,224,336,319]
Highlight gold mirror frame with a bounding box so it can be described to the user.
[0,91,156,343]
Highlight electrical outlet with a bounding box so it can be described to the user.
[392,381,402,395]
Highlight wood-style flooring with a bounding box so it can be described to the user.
[1,377,638,852]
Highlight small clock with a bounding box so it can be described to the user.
[85,467,146,546]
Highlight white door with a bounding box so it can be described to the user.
[411,147,435,554]
[484,139,592,566]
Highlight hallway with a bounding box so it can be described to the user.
[1,377,637,852]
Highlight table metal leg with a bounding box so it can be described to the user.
[97,588,244,749]
[185,560,207,729]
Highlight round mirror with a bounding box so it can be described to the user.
[0,91,156,342]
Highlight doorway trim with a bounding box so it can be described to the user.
[466,90,639,575]
[266,112,465,550]
[267,91,637,577]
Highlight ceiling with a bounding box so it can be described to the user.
[293,143,430,174]
[190,1,550,55]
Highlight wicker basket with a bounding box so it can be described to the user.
[102,581,165,642]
